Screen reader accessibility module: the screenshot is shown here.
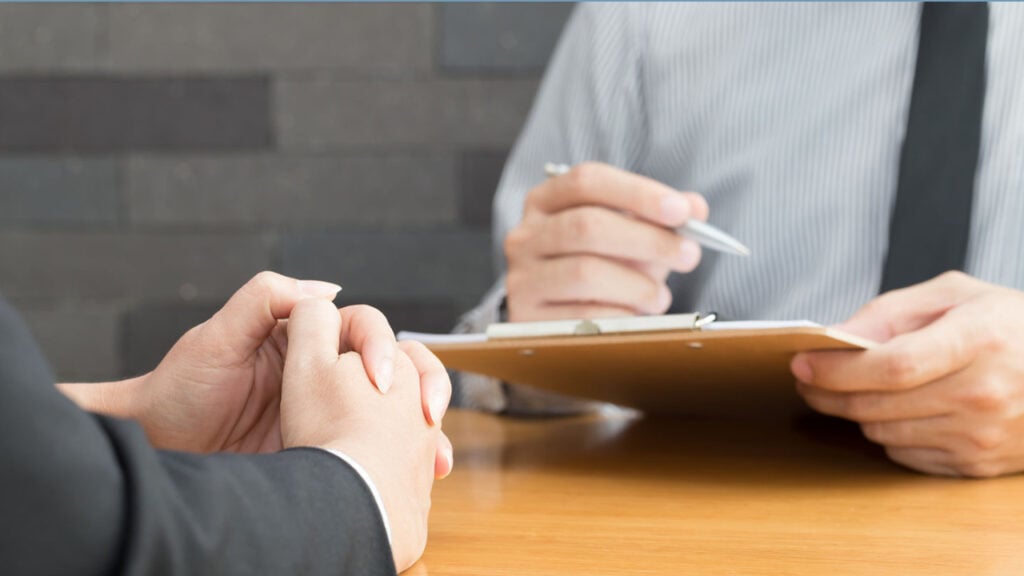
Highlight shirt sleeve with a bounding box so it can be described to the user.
[491,2,647,273]
[320,448,392,546]
[453,3,646,414]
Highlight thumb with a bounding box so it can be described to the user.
[837,271,986,342]
[280,298,345,448]
[202,271,341,357]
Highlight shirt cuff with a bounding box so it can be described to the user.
[318,448,392,546]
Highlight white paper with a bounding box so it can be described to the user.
[703,320,821,331]
[397,331,489,344]
[397,319,821,344]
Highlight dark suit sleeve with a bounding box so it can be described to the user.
[0,298,396,576]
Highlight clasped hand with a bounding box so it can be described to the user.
[59,272,453,571]
[793,272,1024,478]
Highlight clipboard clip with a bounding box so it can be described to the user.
[487,312,719,340]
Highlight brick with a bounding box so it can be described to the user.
[127,153,458,228]
[0,5,101,71]
[0,158,119,225]
[0,77,272,152]
[460,149,509,228]
[275,79,539,149]
[107,4,432,73]
[0,231,273,302]
[122,301,220,376]
[18,303,121,382]
[440,3,574,74]
[281,231,495,310]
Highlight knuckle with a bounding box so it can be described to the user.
[651,232,681,262]
[398,338,428,358]
[522,184,547,213]
[965,426,1007,452]
[977,325,1011,357]
[566,257,600,289]
[503,227,530,259]
[181,323,208,345]
[955,459,1001,479]
[566,162,601,194]
[565,208,599,244]
[861,293,894,316]
[246,270,280,294]
[393,348,417,374]
[843,394,875,421]
[853,296,898,333]
[349,303,386,323]
[938,270,969,285]
[293,296,333,315]
[860,422,886,444]
[961,379,1012,414]
[881,353,921,388]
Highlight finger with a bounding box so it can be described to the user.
[400,340,452,426]
[511,255,671,315]
[837,271,987,342]
[339,305,398,394]
[284,298,343,367]
[792,301,981,392]
[884,446,961,477]
[435,432,454,479]
[526,162,704,228]
[622,260,672,284]
[795,380,955,422]
[204,271,340,357]
[858,417,952,449]
[508,302,637,323]
[534,206,703,273]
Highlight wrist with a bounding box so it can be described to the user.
[56,375,148,420]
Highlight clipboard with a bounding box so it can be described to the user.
[400,314,876,415]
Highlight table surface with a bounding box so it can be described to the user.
[408,408,1024,575]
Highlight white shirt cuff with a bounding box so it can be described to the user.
[319,448,392,546]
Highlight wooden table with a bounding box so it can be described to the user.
[409,408,1024,575]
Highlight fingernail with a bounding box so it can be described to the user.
[679,239,701,271]
[791,356,813,383]
[297,280,342,299]
[442,443,454,478]
[376,358,393,394]
[438,440,454,477]
[661,193,690,224]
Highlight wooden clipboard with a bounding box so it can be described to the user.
[421,322,875,415]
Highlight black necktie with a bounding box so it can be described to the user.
[879,2,989,293]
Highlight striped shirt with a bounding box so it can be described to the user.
[456,3,1024,412]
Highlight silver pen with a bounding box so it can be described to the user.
[544,163,750,257]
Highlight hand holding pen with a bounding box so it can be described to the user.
[544,163,749,256]
[503,161,747,323]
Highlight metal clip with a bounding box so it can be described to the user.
[573,319,602,336]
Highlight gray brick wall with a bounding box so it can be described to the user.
[0,3,572,381]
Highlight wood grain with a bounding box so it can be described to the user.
[409,409,1024,575]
